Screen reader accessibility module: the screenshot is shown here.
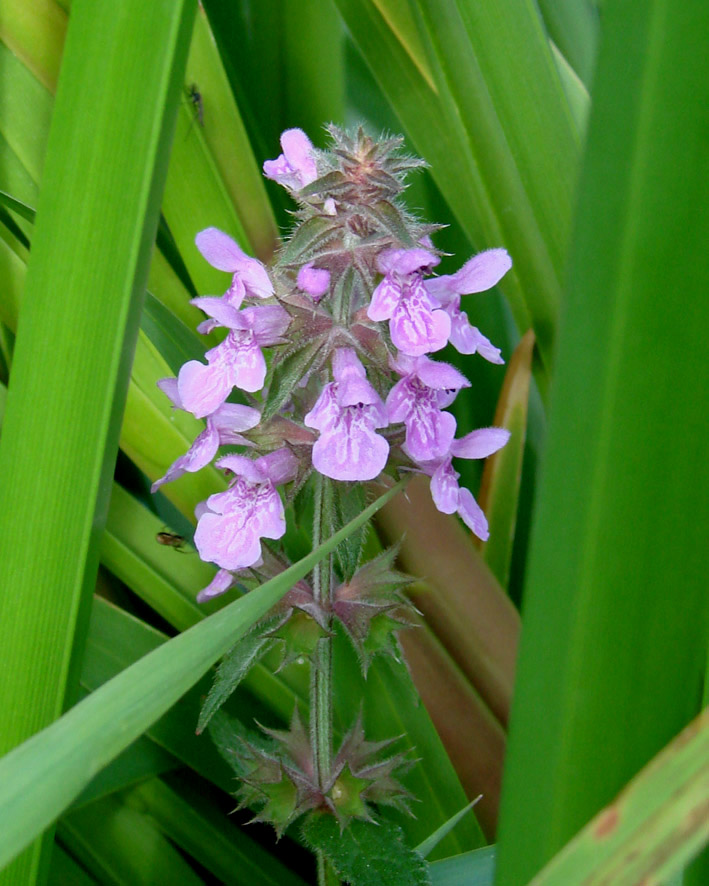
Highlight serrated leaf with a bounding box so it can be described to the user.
[262,337,327,424]
[302,814,431,886]
[276,215,340,267]
[197,627,278,734]
[366,200,417,247]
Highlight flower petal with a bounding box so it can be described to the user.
[150,423,220,492]
[448,306,504,363]
[405,406,456,463]
[304,383,339,433]
[367,276,401,322]
[429,459,460,514]
[210,403,261,436]
[377,247,439,277]
[157,377,182,409]
[191,297,244,329]
[451,427,511,460]
[256,447,299,485]
[297,263,330,299]
[281,128,318,186]
[312,412,389,482]
[195,511,263,570]
[177,358,233,418]
[241,305,291,344]
[414,356,470,391]
[390,295,451,357]
[457,488,489,541]
[195,228,248,272]
[450,248,512,294]
[196,568,238,603]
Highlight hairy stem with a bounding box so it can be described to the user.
[310,474,333,786]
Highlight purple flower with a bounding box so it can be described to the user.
[367,248,450,356]
[177,299,290,417]
[194,448,298,571]
[386,354,470,462]
[263,128,318,190]
[151,379,260,492]
[304,348,389,482]
[195,228,273,307]
[425,249,512,363]
[297,262,330,301]
[421,428,510,541]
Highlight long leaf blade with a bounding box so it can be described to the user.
[497,1,709,880]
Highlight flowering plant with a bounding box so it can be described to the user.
[153,126,510,878]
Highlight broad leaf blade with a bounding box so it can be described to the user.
[497,1,709,881]
[530,709,709,885]
[0,1,197,882]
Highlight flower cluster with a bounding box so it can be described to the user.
[153,126,511,598]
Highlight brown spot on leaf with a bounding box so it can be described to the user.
[594,806,620,838]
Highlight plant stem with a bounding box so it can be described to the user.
[310,474,333,786]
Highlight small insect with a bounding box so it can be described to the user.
[185,82,204,128]
[156,530,188,552]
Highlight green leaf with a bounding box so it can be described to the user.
[429,845,496,886]
[0,190,35,224]
[0,2,197,882]
[302,814,431,886]
[276,215,340,267]
[529,709,709,885]
[48,846,97,886]
[496,2,709,881]
[197,628,278,735]
[416,799,481,859]
[323,478,367,581]
[261,337,328,424]
[0,482,403,872]
[59,793,205,886]
[128,774,309,886]
[71,730,178,811]
[537,0,599,86]
[476,329,535,590]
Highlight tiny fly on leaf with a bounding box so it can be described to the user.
[185,82,204,128]
[156,530,188,552]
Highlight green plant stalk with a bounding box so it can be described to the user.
[0,1,197,882]
[310,473,336,886]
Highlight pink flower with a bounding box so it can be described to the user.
[304,349,389,482]
[263,129,318,190]
[424,249,512,363]
[151,379,260,492]
[386,354,469,462]
[195,228,273,307]
[194,449,298,571]
[420,428,510,541]
[367,248,450,356]
[297,262,330,301]
[177,299,290,417]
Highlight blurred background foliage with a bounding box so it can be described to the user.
[0,0,706,884]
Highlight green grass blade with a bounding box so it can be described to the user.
[476,330,535,590]
[129,775,309,886]
[530,709,709,885]
[0,0,197,881]
[48,846,97,886]
[59,794,205,886]
[537,0,599,85]
[0,0,66,93]
[496,2,709,881]
[0,483,402,872]
[429,845,496,886]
